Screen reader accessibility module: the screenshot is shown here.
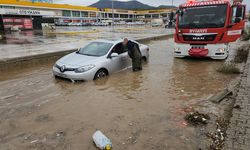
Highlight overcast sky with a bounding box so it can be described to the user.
[54,0,249,10]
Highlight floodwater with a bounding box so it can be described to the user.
[0,39,237,150]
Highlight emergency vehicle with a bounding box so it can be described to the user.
[174,0,246,59]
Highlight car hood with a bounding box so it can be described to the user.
[56,52,102,68]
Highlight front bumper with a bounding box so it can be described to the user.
[174,43,229,60]
[52,66,97,81]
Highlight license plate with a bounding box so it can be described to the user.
[192,45,205,49]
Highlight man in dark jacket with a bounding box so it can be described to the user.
[123,38,142,71]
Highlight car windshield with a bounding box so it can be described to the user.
[178,4,227,29]
[78,42,113,57]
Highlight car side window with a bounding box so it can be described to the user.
[112,43,127,55]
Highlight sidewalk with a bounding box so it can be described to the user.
[225,47,250,150]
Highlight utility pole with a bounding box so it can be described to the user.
[112,0,114,31]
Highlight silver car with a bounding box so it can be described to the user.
[53,39,149,81]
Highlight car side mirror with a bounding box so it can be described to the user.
[110,53,119,58]
[234,17,241,23]
[76,48,80,53]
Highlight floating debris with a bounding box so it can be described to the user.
[30,139,39,144]
[185,111,210,126]
[92,130,112,150]
[55,131,65,137]
[206,118,228,150]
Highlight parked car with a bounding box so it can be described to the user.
[151,22,162,27]
[82,22,92,26]
[53,39,149,81]
[92,22,109,26]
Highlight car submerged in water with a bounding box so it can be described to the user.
[53,39,149,81]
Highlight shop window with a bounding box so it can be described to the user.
[2,6,15,9]
[89,12,97,18]
[72,11,80,17]
[81,11,89,17]
[145,14,151,18]
[152,14,159,18]
[62,10,71,17]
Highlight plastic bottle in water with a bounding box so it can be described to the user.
[92,130,112,150]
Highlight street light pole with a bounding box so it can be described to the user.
[172,0,173,6]
[112,0,114,31]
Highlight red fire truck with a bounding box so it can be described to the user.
[174,0,246,59]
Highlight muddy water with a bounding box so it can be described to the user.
[0,39,237,150]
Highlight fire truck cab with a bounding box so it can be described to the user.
[174,0,246,59]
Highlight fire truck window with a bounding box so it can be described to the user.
[231,6,244,23]
[231,7,237,23]
[178,5,227,29]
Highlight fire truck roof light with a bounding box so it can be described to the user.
[187,0,196,3]
[186,0,239,2]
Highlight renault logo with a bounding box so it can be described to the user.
[60,65,66,72]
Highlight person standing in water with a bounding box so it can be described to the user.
[123,38,142,71]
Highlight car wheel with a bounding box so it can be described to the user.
[94,69,108,80]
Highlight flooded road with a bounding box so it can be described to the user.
[0,39,237,150]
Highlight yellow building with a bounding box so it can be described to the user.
[0,0,176,30]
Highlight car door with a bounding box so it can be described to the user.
[106,43,128,73]
[119,50,129,70]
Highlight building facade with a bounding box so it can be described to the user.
[0,0,176,30]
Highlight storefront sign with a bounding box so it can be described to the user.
[0,8,56,16]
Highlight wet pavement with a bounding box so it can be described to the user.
[225,42,250,150]
[0,26,173,61]
[0,39,238,150]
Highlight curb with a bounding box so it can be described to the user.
[0,34,173,71]
[224,43,250,150]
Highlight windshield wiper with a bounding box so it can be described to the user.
[81,53,100,57]
[76,52,92,56]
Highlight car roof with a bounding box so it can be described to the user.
[94,38,124,44]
